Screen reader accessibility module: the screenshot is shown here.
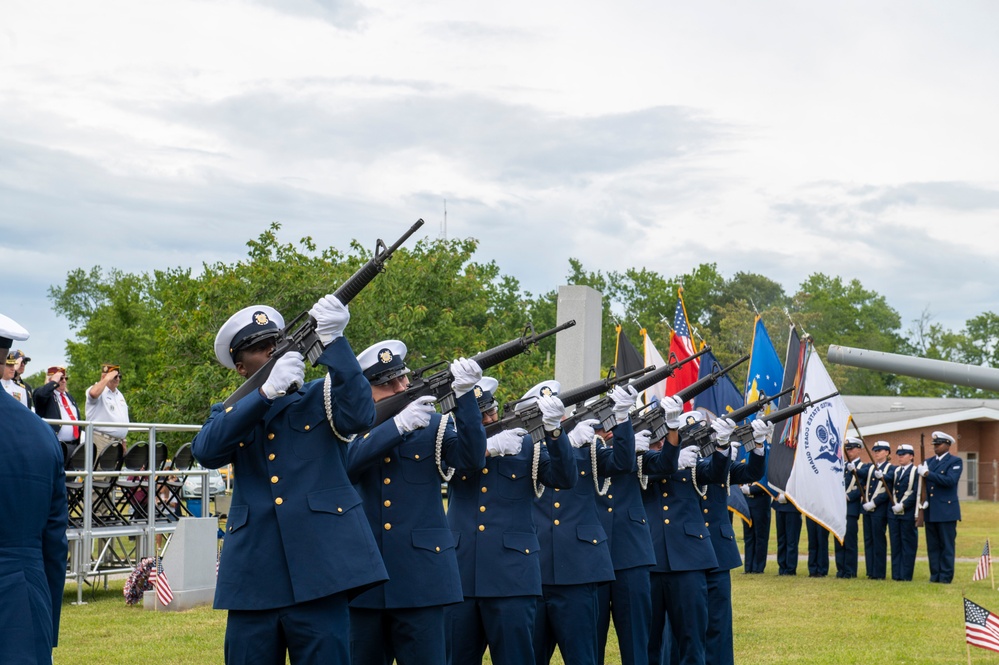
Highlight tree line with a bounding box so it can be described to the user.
[38,223,997,448]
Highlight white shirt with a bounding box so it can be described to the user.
[86,385,130,439]
[1,378,30,409]
[54,388,81,442]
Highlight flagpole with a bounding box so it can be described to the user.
[990,538,995,591]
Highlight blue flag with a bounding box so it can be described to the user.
[694,348,752,525]
[743,316,784,496]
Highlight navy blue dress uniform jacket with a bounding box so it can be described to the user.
[0,391,69,665]
[192,338,387,610]
[533,420,636,586]
[704,452,766,571]
[845,465,863,517]
[447,429,577,598]
[643,450,727,573]
[347,390,486,609]
[887,464,918,517]
[864,462,892,515]
[925,453,963,522]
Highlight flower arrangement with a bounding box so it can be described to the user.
[123,557,157,605]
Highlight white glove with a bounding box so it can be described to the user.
[393,395,436,434]
[740,484,751,496]
[486,428,525,457]
[920,501,929,510]
[261,352,306,400]
[751,419,775,445]
[662,395,684,430]
[449,357,482,399]
[891,502,904,515]
[711,417,736,444]
[776,492,788,504]
[678,445,699,469]
[874,469,884,480]
[309,295,349,344]
[568,419,599,449]
[610,385,638,425]
[917,462,928,477]
[634,430,651,453]
[862,501,876,512]
[846,461,856,472]
[538,395,565,431]
[729,444,740,461]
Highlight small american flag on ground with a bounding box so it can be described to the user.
[149,557,174,606]
[973,539,992,582]
[965,597,999,654]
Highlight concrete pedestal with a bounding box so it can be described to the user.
[144,516,218,612]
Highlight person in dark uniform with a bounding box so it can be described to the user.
[192,296,387,665]
[10,348,34,407]
[916,431,963,583]
[805,516,830,577]
[445,376,577,665]
[702,416,769,665]
[0,314,68,665]
[887,444,918,581]
[643,410,726,665]
[861,441,892,580]
[532,381,637,665]
[739,478,771,574]
[348,340,487,665]
[834,437,864,578]
[772,489,801,576]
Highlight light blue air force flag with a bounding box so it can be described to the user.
[785,347,849,543]
[744,316,783,495]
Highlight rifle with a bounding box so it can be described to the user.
[674,354,750,405]
[559,365,659,433]
[223,219,425,408]
[372,320,577,427]
[680,385,792,456]
[915,432,927,527]
[709,390,840,457]
[484,365,655,444]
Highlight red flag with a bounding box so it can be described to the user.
[150,557,174,606]
[973,540,992,582]
[664,290,700,410]
[965,597,999,653]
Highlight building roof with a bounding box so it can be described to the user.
[843,395,999,436]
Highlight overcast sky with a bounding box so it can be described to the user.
[3,0,999,371]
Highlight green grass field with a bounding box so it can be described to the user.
[56,502,999,664]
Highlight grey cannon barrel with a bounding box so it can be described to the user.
[827,344,999,392]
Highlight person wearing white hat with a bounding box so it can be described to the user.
[916,431,963,583]
[887,444,918,581]
[861,441,892,580]
[445,376,577,665]
[192,295,387,665]
[2,352,30,408]
[347,340,487,665]
[834,437,865,578]
[0,313,69,665]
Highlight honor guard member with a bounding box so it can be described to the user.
[887,444,918,581]
[834,437,864,578]
[446,376,576,665]
[771,488,801,576]
[594,394,678,665]
[861,441,892,580]
[192,297,387,665]
[916,431,963,583]
[2,353,30,408]
[347,341,487,665]
[805,516,830,578]
[643,410,726,665]
[34,366,82,446]
[701,416,769,665]
[10,349,34,407]
[531,380,636,665]
[86,363,130,454]
[738,477,771,574]
[0,313,68,665]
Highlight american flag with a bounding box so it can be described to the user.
[665,291,701,409]
[149,557,174,606]
[966,598,999,653]
[973,539,992,582]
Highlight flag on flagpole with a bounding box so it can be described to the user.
[973,539,992,582]
[965,597,999,653]
[785,346,848,542]
[744,316,784,496]
[767,325,806,494]
[642,329,668,407]
[665,290,700,410]
[150,556,174,606]
[614,325,646,377]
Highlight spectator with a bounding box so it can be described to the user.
[2,353,30,408]
[86,363,130,455]
[34,366,82,446]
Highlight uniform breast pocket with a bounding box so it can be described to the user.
[287,404,331,460]
[719,523,736,541]
[629,507,648,525]
[398,437,437,484]
[496,458,530,500]
[683,521,710,542]
[577,524,608,546]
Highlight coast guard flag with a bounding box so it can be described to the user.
[744,316,783,495]
[785,348,848,542]
[664,291,700,410]
[642,329,668,407]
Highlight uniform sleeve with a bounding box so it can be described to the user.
[346,418,403,482]
[927,457,963,488]
[442,391,487,472]
[319,336,375,435]
[696,449,730,484]
[730,450,766,485]
[641,442,680,477]
[595,419,636,476]
[192,391,272,469]
[44,434,68,646]
[538,431,577,489]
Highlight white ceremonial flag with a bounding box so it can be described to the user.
[786,348,849,542]
[643,330,668,406]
